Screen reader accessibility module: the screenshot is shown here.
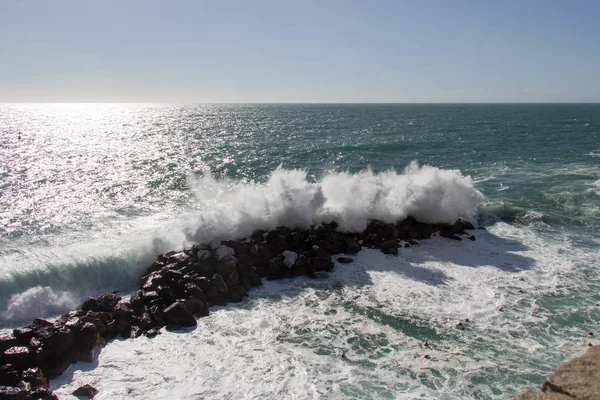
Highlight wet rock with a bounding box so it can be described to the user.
[21,368,47,390]
[0,336,18,353]
[2,347,31,369]
[226,286,248,303]
[30,388,59,399]
[162,302,196,327]
[0,386,29,399]
[184,283,206,301]
[129,291,145,312]
[468,235,476,241]
[211,274,229,296]
[81,297,98,313]
[337,256,353,264]
[130,312,155,331]
[112,301,133,321]
[379,240,399,255]
[184,298,209,317]
[12,328,35,345]
[343,237,361,254]
[72,384,99,399]
[216,255,237,277]
[282,251,298,269]
[96,293,121,312]
[168,252,190,265]
[313,257,333,271]
[0,364,21,387]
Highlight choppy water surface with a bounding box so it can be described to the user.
[1,103,599,399]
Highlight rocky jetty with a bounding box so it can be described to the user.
[515,346,600,400]
[0,217,475,399]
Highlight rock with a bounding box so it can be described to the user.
[184,283,206,301]
[112,301,133,321]
[216,245,235,261]
[30,388,59,399]
[96,293,121,312]
[195,249,211,260]
[337,257,353,264]
[514,391,572,399]
[0,364,21,387]
[184,298,209,317]
[468,235,476,241]
[1,346,31,369]
[21,368,48,390]
[216,255,237,277]
[0,336,18,353]
[211,274,229,296]
[313,257,333,271]
[162,302,196,327]
[343,237,361,254]
[282,251,298,269]
[209,239,221,250]
[72,384,99,398]
[81,297,98,313]
[12,327,35,345]
[0,386,29,399]
[32,319,53,329]
[168,252,190,265]
[225,271,241,287]
[226,286,248,303]
[379,240,399,255]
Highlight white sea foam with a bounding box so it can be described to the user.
[186,162,484,241]
[2,286,78,322]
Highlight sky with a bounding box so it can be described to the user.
[1,0,599,103]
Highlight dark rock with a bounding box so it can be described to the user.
[343,238,361,255]
[0,336,18,353]
[194,263,216,278]
[112,301,133,321]
[72,384,98,399]
[468,235,476,241]
[211,274,229,296]
[32,319,53,329]
[129,291,145,312]
[21,368,47,390]
[216,255,237,278]
[193,276,211,291]
[204,285,220,299]
[163,269,183,284]
[129,326,143,338]
[380,240,399,255]
[141,290,160,304]
[96,293,121,312]
[210,296,229,307]
[0,386,29,399]
[408,239,419,246]
[145,328,161,338]
[30,388,59,400]
[2,347,31,369]
[168,252,190,265]
[130,312,155,331]
[81,297,98,313]
[313,257,333,271]
[0,364,21,387]
[162,302,196,327]
[184,283,206,301]
[337,257,353,264]
[226,271,241,287]
[184,298,209,316]
[149,306,165,326]
[226,286,248,303]
[116,320,130,336]
[12,328,35,345]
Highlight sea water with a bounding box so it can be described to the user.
[1,103,599,399]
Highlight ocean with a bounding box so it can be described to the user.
[1,103,599,399]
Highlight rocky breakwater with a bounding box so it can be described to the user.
[0,217,476,399]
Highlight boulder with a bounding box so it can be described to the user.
[72,384,99,399]
[96,293,121,312]
[112,301,133,321]
[0,336,18,353]
[216,255,237,277]
[380,240,399,255]
[0,386,29,399]
[211,274,229,296]
[1,347,31,369]
[81,297,98,313]
[168,252,190,265]
[282,251,298,269]
[343,237,361,255]
[162,302,196,327]
[337,257,353,264]
[21,368,47,390]
[30,388,59,399]
[313,257,333,271]
[0,364,21,387]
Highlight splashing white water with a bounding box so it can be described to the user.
[187,162,484,242]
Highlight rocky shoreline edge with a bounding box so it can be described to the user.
[515,346,600,400]
[0,217,479,399]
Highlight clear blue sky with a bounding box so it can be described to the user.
[1,0,599,102]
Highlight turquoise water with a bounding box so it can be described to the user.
[1,103,599,399]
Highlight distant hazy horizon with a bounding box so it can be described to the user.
[2,0,599,103]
